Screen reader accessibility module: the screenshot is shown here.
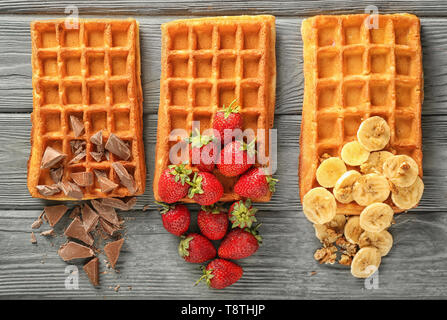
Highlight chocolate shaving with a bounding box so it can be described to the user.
[105,133,131,161]
[101,197,137,211]
[41,146,67,169]
[36,184,60,196]
[70,115,85,138]
[112,162,136,194]
[99,218,120,236]
[90,130,103,146]
[64,217,94,246]
[83,257,99,286]
[71,171,93,187]
[69,206,81,219]
[68,151,86,164]
[40,229,54,237]
[31,232,37,244]
[94,170,118,193]
[104,238,124,269]
[58,181,83,200]
[44,205,68,227]
[81,203,99,232]
[90,151,103,162]
[91,200,119,226]
[58,241,95,261]
[50,167,63,183]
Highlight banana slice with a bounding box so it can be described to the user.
[352,173,391,206]
[303,187,336,224]
[341,141,370,166]
[344,216,363,244]
[359,230,393,257]
[314,215,347,241]
[351,247,382,278]
[357,116,391,151]
[316,157,347,188]
[391,176,424,210]
[333,170,362,204]
[359,203,394,233]
[360,151,394,174]
[383,155,419,187]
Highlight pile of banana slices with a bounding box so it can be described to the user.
[302,116,425,278]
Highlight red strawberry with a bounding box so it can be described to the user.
[178,233,216,263]
[198,205,229,240]
[217,140,256,177]
[234,167,278,198]
[186,129,218,172]
[158,164,192,203]
[218,225,262,260]
[212,99,243,144]
[195,258,243,289]
[188,172,224,205]
[229,199,258,229]
[156,202,190,236]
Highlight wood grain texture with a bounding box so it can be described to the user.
[0,0,447,299]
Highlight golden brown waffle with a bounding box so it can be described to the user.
[299,14,423,214]
[154,15,276,203]
[28,18,146,200]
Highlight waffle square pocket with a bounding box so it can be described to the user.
[28,19,146,200]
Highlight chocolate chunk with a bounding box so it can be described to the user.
[71,171,93,187]
[31,218,43,229]
[50,167,63,183]
[81,203,99,232]
[58,241,95,261]
[105,150,110,160]
[44,205,68,227]
[70,115,85,138]
[70,140,86,155]
[69,206,81,219]
[40,229,54,237]
[101,197,136,211]
[90,130,103,146]
[99,218,120,236]
[94,170,118,193]
[105,133,131,161]
[36,184,60,196]
[58,181,83,200]
[83,257,99,286]
[104,238,124,269]
[41,146,67,169]
[65,216,94,246]
[112,162,136,194]
[90,151,103,162]
[68,151,86,164]
[31,232,37,244]
[91,200,119,226]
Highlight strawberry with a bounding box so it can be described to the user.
[198,205,229,240]
[218,225,262,260]
[186,129,218,172]
[158,164,192,203]
[188,172,224,205]
[156,202,190,236]
[234,167,278,198]
[178,233,216,263]
[217,139,256,177]
[212,99,243,144]
[229,199,258,229]
[195,258,243,289]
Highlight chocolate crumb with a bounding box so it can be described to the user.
[70,115,85,138]
[58,241,95,261]
[31,218,43,229]
[44,205,68,227]
[40,229,55,237]
[112,162,136,194]
[105,133,131,161]
[114,285,120,292]
[104,238,124,269]
[71,171,93,187]
[41,146,67,169]
[83,257,99,286]
[31,232,37,244]
[142,204,150,212]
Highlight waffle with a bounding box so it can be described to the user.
[28,18,146,200]
[154,15,276,203]
[299,14,423,214]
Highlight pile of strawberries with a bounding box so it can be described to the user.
[156,100,277,289]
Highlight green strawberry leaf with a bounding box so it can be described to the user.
[168,163,192,186]
[187,172,204,198]
[221,98,241,119]
[194,266,215,287]
[178,235,193,258]
[266,176,279,193]
[229,199,258,229]
[185,128,215,148]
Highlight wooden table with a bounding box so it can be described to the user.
[1,0,446,299]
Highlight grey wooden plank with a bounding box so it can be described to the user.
[1,0,447,17]
[0,113,444,212]
[1,15,447,116]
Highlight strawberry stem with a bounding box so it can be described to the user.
[168,164,192,186]
[221,99,240,119]
[185,128,214,148]
[266,176,279,193]
[230,199,258,229]
[187,172,204,198]
[194,266,215,287]
[154,201,174,214]
[201,204,224,214]
[178,235,193,257]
